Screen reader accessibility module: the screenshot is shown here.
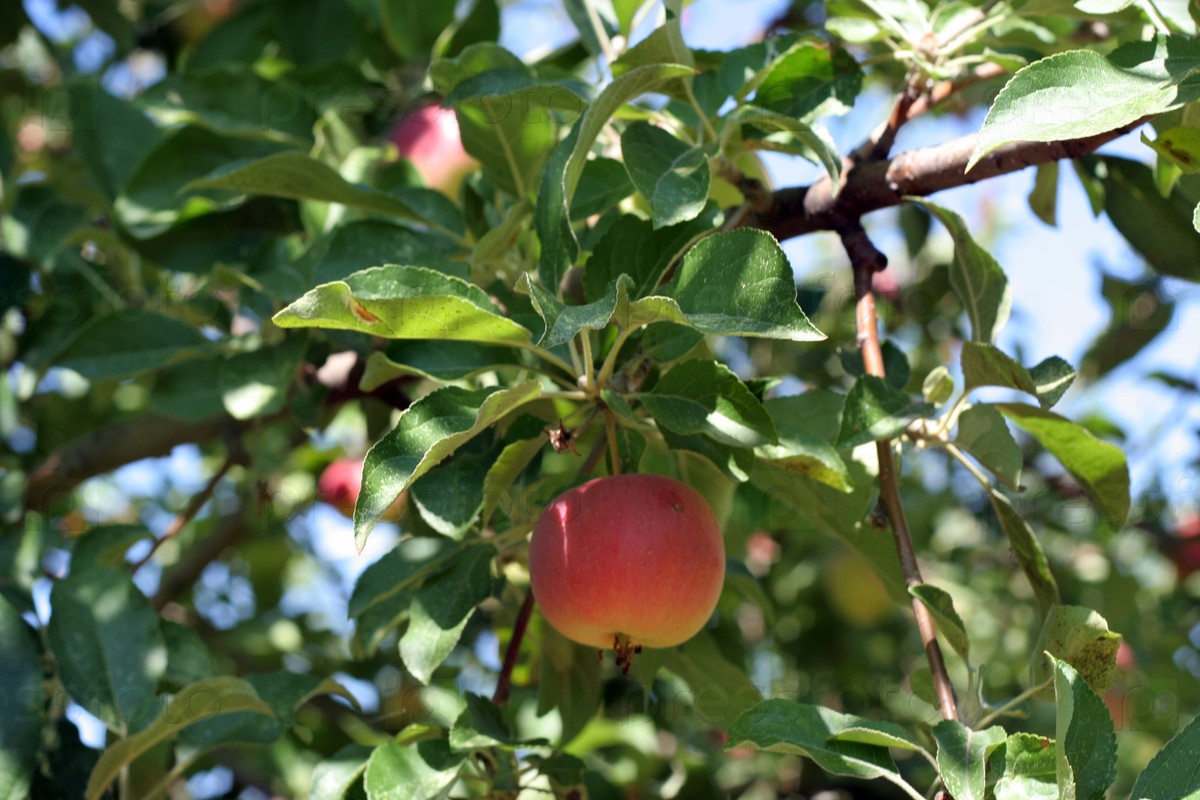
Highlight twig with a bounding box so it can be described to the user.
[132,454,237,575]
[492,591,535,707]
[152,512,248,611]
[745,117,1150,242]
[853,77,925,163]
[840,221,960,724]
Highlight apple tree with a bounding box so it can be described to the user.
[2,0,1199,798]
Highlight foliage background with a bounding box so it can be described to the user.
[1,0,1199,798]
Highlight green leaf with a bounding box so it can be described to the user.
[989,733,1059,800]
[537,623,601,745]
[349,537,465,618]
[653,228,825,341]
[826,720,928,753]
[70,79,164,202]
[481,430,548,527]
[410,437,499,538]
[752,40,863,122]
[923,365,955,404]
[642,359,778,448]
[909,199,1012,344]
[116,125,293,237]
[583,208,720,302]
[517,272,624,348]
[54,311,210,381]
[220,338,307,421]
[356,381,542,549]
[663,631,764,731]
[1145,126,1200,173]
[447,70,581,197]
[722,104,843,187]
[0,598,41,800]
[563,64,698,200]
[272,266,532,344]
[364,740,464,800]
[571,157,635,220]
[400,545,497,683]
[756,395,853,492]
[1101,156,1200,281]
[312,220,463,286]
[839,341,911,390]
[932,721,1006,800]
[988,490,1060,613]
[187,152,457,234]
[726,700,919,797]
[909,585,971,662]
[956,405,1024,491]
[160,621,215,691]
[1028,162,1059,226]
[836,375,935,449]
[535,117,582,292]
[151,358,226,421]
[470,199,532,281]
[311,744,373,800]
[997,402,1130,528]
[85,677,272,800]
[380,0,455,59]
[1130,712,1200,799]
[48,567,167,731]
[179,672,356,751]
[621,121,711,228]
[363,341,521,389]
[451,693,521,750]
[968,36,1200,170]
[1031,605,1122,698]
[1051,656,1117,800]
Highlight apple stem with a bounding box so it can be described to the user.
[840,221,961,725]
[493,591,535,708]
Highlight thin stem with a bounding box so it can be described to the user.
[1138,0,1172,33]
[580,331,596,395]
[945,442,992,490]
[596,327,633,390]
[686,85,720,143]
[519,342,577,378]
[132,454,236,575]
[841,222,960,724]
[977,678,1054,727]
[582,0,618,66]
[605,411,621,475]
[493,591,535,707]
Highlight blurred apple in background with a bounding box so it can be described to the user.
[388,103,478,197]
[823,551,894,628]
[318,457,406,522]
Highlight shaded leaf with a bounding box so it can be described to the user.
[1031,605,1122,698]
[956,404,1023,491]
[997,403,1130,528]
[1051,656,1117,800]
[643,359,778,448]
[0,598,41,800]
[969,36,1200,170]
[989,733,1058,800]
[663,631,764,731]
[756,395,853,492]
[989,490,1060,613]
[836,375,935,449]
[932,721,1006,800]
[356,382,542,549]
[55,312,209,381]
[363,740,463,800]
[583,208,720,302]
[621,121,711,228]
[910,199,1011,344]
[1130,712,1200,799]
[910,585,971,662]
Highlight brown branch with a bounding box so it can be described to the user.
[24,414,243,513]
[132,453,237,575]
[492,591,535,707]
[747,119,1148,241]
[840,222,960,724]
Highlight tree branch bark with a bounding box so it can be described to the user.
[747,119,1148,241]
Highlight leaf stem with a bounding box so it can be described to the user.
[976,677,1054,727]
[519,342,577,378]
[580,331,596,394]
[595,327,633,390]
[605,411,621,475]
[840,221,960,724]
[493,591,535,707]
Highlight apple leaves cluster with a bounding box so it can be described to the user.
[2,0,1199,797]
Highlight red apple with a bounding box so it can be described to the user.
[529,474,725,660]
[317,457,405,521]
[388,103,478,197]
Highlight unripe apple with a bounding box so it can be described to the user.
[317,457,405,521]
[823,551,893,628]
[388,103,478,197]
[529,474,725,658]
